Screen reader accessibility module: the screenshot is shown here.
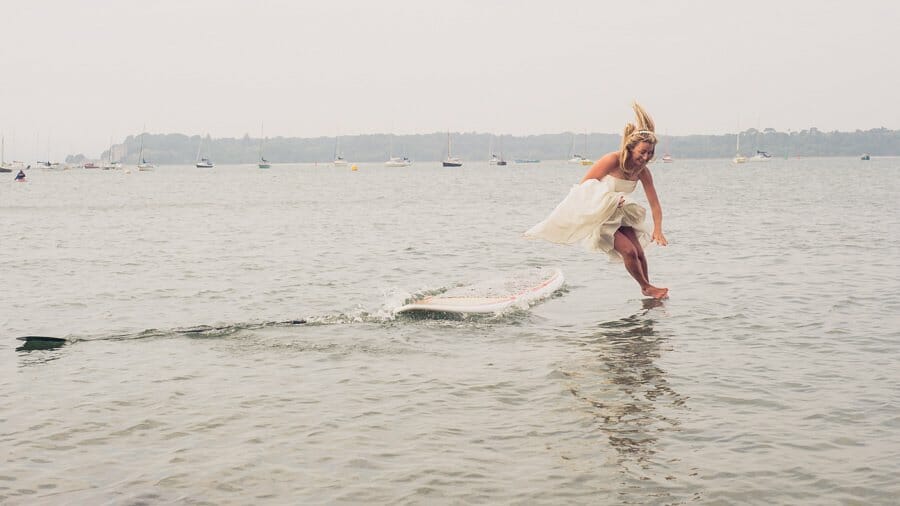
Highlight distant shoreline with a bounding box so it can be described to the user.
[45,155,897,169]
[64,128,900,165]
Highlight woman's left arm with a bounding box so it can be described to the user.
[639,168,668,246]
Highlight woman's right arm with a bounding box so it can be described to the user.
[580,152,618,183]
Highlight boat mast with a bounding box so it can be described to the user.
[138,129,145,163]
[259,123,265,161]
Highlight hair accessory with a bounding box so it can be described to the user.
[636,129,654,135]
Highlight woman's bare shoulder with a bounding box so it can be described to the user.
[593,152,619,171]
[581,152,620,182]
[598,151,618,164]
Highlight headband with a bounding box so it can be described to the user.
[636,130,654,135]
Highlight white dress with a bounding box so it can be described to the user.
[524,175,652,261]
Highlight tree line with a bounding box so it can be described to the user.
[65,127,900,165]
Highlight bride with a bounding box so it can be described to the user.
[525,102,669,299]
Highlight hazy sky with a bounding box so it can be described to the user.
[3,0,898,160]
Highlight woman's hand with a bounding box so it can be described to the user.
[652,230,668,246]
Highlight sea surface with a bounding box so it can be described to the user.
[2,158,899,505]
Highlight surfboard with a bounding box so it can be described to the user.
[396,267,565,314]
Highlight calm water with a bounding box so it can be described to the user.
[2,158,899,505]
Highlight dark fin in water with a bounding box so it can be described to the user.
[16,336,67,343]
[16,336,67,351]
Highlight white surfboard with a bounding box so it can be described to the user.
[396,267,565,314]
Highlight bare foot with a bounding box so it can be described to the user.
[641,285,669,299]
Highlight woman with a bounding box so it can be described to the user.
[525,102,669,299]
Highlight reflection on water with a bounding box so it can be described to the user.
[565,299,689,497]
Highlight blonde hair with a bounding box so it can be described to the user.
[618,101,658,177]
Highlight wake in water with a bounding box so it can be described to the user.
[11,301,527,351]
[14,268,568,351]
[14,319,308,351]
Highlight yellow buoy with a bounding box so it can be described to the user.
[351,164,358,171]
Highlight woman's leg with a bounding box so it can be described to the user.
[613,227,668,298]
[619,227,649,281]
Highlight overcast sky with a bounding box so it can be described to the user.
[2,0,898,160]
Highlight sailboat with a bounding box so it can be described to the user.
[732,129,747,164]
[579,132,592,165]
[567,133,591,164]
[258,124,271,169]
[137,129,155,170]
[195,134,214,168]
[567,134,584,164]
[333,135,348,166]
[747,118,772,162]
[33,133,62,169]
[0,136,11,172]
[442,132,462,167]
[384,134,411,167]
[661,133,673,162]
[385,155,411,167]
[748,129,772,162]
[1,135,28,171]
[749,150,772,162]
[488,136,500,165]
[487,135,507,165]
[102,137,122,170]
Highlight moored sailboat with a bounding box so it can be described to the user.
[567,133,591,165]
[102,137,122,170]
[748,128,772,162]
[137,129,155,171]
[258,124,271,168]
[384,134,411,167]
[442,132,462,167]
[333,135,348,166]
[661,133,674,162]
[0,136,11,172]
[749,150,772,162]
[195,134,215,168]
[385,156,411,167]
[579,132,592,165]
[733,130,747,164]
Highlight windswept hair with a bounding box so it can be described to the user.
[618,101,658,177]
